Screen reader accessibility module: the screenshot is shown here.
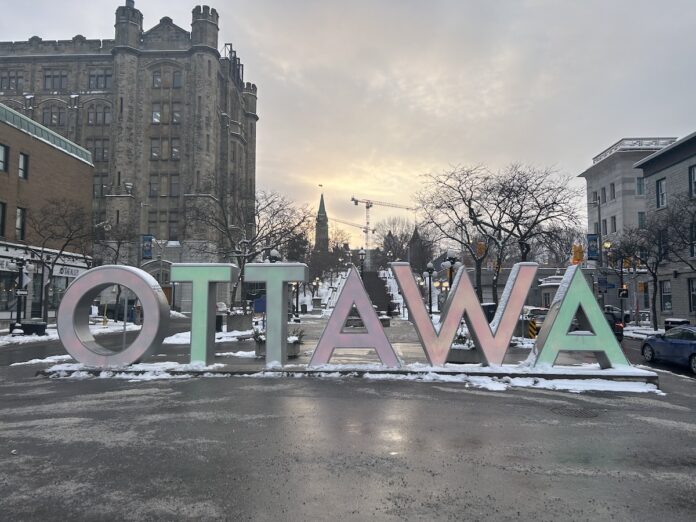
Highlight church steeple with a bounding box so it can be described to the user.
[315,194,329,252]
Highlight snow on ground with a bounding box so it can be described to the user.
[162,329,253,345]
[624,326,665,340]
[170,310,188,319]
[41,359,660,393]
[0,321,141,348]
[216,351,256,358]
[10,355,73,366]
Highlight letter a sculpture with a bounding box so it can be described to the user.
[309,267,400,368]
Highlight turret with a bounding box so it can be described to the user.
[114,0,143,48]
[243,82,258,114]
[191,5,219,49]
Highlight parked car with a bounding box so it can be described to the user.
[603,305,630,325]
[641,326,696,374]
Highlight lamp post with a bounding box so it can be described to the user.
[359,248,366,277]
[269,248,281,263]
[294,282,300,318]
[425,261,434,315]
[442,249,458,287]
[12,257,26,328]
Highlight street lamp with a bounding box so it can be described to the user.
[293,282,300,319]
[359,248,366,277]
[425,261,435,315]
[442,249,458,287]
[269,249,281,263]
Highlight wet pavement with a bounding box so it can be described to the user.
[0,315,695,520]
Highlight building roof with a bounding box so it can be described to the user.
[633,130,696,170]
[577,137,676,179]
[0,103,93,165]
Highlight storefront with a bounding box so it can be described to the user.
[0,241,90,328]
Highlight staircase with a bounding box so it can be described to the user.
[362,271,391,314]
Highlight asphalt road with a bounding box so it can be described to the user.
[0,322,695,520]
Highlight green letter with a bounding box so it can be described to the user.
[534,264,630,369]
[170,263,239,365]
[245,263,308,367]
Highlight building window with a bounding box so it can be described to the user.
[594,222,599,234]
[171,138,180,160]
[610,216,616,233]
[170,174,179,197]
[691,222,696,258]
[0,201,5,237]
[591,191,598,204]
[609,183,616,200]
[43,69,68,90]
[660,280,672,312]
[638,211,646,229]
[18,153,28,179]
[150,138,160,160]
[88,104,111,125]
[0,144,7,171]
[173,70,182,89]
[690,279,696,312]
[658,230,669,257]
[636,177,645,195]
[149,175,159,197]
[15,207,26,241]
[86,138,109,162]
[601,187,606,203]
[42,105,66,127]
[172,102,181,124]
[601,219,607,235]
[656,178,667,209]
[0,70,24,92]
[690,166,696,197]
[152,70,162,88]
[168,212,179,240]
[93,179,104,197]
[151,103,161,124]
[88,69,112,90]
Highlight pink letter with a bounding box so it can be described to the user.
[309,267,400,368]
[392,262,537,366]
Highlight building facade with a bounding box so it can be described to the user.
[578,137,676,315]
[0,1,258,309]
[0,103,93,327]
[635,132,696,325]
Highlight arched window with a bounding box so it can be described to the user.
[87,104,112,125]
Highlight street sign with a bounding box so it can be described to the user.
[598,277,608,292]
[618,288,629,299]
[607,283,616,289]
[15,289,28,296]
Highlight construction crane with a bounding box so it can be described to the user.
[329,217,375,236]
[350,196,417,255]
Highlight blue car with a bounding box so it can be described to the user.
[641,326,696,374]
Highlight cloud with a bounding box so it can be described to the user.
[3,0,696,244]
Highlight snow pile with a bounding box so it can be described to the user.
[624,326,664,340]
[10,354,73,366]
[162,329,253,345]
[170,310,188,319]
[216,350,256,358]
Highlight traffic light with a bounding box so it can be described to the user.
[618,286,629,299]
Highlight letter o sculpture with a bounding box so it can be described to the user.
[57,265,170,368]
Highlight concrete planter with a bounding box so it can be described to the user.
[446,346,480,364]
[228,314,253,332]
[254,342,301,358]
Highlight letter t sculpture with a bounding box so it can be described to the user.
[245,263,308,367]
[170,263,239,366]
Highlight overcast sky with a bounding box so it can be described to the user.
[3,0,696,243]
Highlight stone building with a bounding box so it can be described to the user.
[314,194,329,253]
[0,103,93,327]
[635,132,696,325]
[0,1,258,309]
[578,137,675,315]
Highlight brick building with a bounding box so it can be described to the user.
[0,1,258,309]
[0,103,93,327]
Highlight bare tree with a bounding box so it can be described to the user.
[531,224,586,266]
[619,212,673,330]
[26,198,93,321]
[418,166,494,301]
[188,189,313,310]
[482,164,583,261]
[93,219,138,266]
[666,195,696,271]
[373,216,413,263]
